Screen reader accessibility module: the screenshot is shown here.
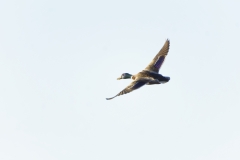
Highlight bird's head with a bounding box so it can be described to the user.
[117,73,132,80]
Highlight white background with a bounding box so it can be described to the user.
[0,0,240,159]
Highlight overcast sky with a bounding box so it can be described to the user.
[0,0,240,160]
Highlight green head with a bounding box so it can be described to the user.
[117,73,132,80]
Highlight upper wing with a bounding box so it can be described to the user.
[145,39,170,73]
[106,78,152,100]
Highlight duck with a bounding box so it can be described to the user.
[106,39,170,100]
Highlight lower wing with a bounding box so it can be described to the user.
[106,78,152,100]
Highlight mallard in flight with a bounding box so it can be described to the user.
[106,39,170,100]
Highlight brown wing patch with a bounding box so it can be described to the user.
[106,78,152,100]
[145,39,170,73]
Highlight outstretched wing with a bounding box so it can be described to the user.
[145,39,170,73]
[106,78,151,100]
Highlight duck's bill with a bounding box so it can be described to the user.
[117,77,122,80]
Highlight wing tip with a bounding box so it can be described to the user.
[166,39,170,44]
[106,97,115,100]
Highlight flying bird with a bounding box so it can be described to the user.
[106,39,170,100]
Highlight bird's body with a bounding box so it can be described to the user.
[106,39,171,100]
[132,70,170,84]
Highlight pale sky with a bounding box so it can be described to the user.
[0,0,240,160]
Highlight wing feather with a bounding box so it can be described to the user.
[106,78,152,100]
[145,39,170,73]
